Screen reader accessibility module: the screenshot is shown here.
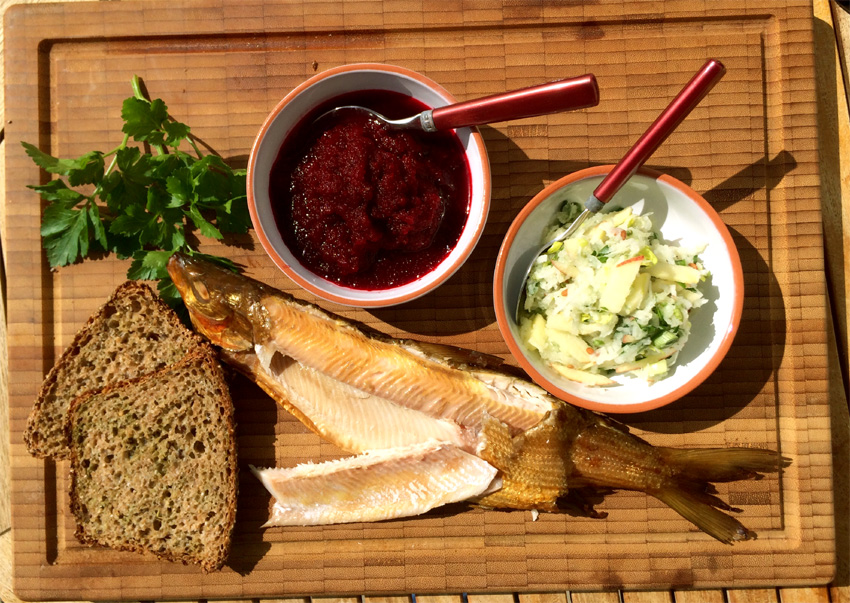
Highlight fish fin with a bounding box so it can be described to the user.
[661,447,791,482]
[654,487,755,545]
[476,414,515,469]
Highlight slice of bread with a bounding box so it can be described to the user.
[67,346,238,573]
[25,281,204,459]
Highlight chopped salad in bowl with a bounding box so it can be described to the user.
[494,166,744,413]
[519,202,710,386]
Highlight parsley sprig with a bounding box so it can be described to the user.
[22,75,250,305]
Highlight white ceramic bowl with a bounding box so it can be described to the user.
[494,166,744,413]
[247,63,491,307]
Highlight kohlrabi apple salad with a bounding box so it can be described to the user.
[519,200,709,386]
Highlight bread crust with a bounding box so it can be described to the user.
[25,281,204,459]
[66,345,238,573]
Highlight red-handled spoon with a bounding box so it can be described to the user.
[315,74,599,132]
[513,59,726,323]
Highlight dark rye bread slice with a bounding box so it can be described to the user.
[25,281,204,459]
[67,346,238,573]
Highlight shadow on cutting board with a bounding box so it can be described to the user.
[620,149,800,432]
[621,228,787,433]
[227,373,277,574]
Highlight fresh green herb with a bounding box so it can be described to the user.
[651,330,678,348]
[592,245,610,263]
[652,304,669,327]
[23,75,249,306]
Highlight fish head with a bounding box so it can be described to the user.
[167,253,263,352]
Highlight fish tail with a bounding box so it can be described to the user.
[652,447,790,544]
[654,487,754,544]
[660,447,790,482]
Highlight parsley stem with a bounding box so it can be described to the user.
[104,134,131,176]
[187,135,205,158]
[131,75,146,102]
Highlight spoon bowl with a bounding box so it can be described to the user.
[314,105,428,131]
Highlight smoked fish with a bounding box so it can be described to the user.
[167,253,788,543]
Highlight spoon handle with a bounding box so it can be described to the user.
[429,74,599,131]
[588,59,726,210]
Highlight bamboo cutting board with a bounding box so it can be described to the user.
[4,0,836,599]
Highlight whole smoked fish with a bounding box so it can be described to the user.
[167,253,788,543]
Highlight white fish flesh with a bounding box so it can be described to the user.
[252,441,499,526]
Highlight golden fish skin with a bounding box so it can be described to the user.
[167,253,789,544]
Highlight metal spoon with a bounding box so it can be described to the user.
[315,74,599,132]
[513,59,727,323]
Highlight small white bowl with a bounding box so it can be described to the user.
[247,63,491,307]
[494,166,744,413]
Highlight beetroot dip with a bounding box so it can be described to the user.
[269,90,471,290]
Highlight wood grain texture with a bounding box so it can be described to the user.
[0,0,841,600]
[621,592,672,603]
[726,590,779,603]
[571,594,620,603]
[518,593,567,603]
[671,590,725,603]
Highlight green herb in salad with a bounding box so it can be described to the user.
[23,75,250,306]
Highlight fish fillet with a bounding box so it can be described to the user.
[254,345,473,453]
[252,442,499,526]
[262,295,553,432]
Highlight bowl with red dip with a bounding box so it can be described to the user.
[248,63,490,307]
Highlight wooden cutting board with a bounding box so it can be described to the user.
[4,0,836,599]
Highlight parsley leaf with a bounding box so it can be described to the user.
[23,143,105,186]
[121,97,169,142]
[42,208,89,267]
[23,75,251,307]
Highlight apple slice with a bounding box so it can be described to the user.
[614,348,676,374]
[646,262,701,285]
[620,272,651,315]
[526,314,548,352]
[547,327,592,363]
[599,260,642,314]
[551,363,616,386]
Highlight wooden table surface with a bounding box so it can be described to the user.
[1,1,848,602]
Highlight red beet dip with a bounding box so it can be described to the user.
[269,90,471,290]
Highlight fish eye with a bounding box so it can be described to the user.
[192,281,210,302]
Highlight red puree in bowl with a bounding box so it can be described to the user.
[269,90,471,290]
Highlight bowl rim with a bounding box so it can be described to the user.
[246,62,492,307]
[493,164,745,413]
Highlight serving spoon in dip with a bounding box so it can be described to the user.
[315,73,600,132]
[512,59,727,323]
